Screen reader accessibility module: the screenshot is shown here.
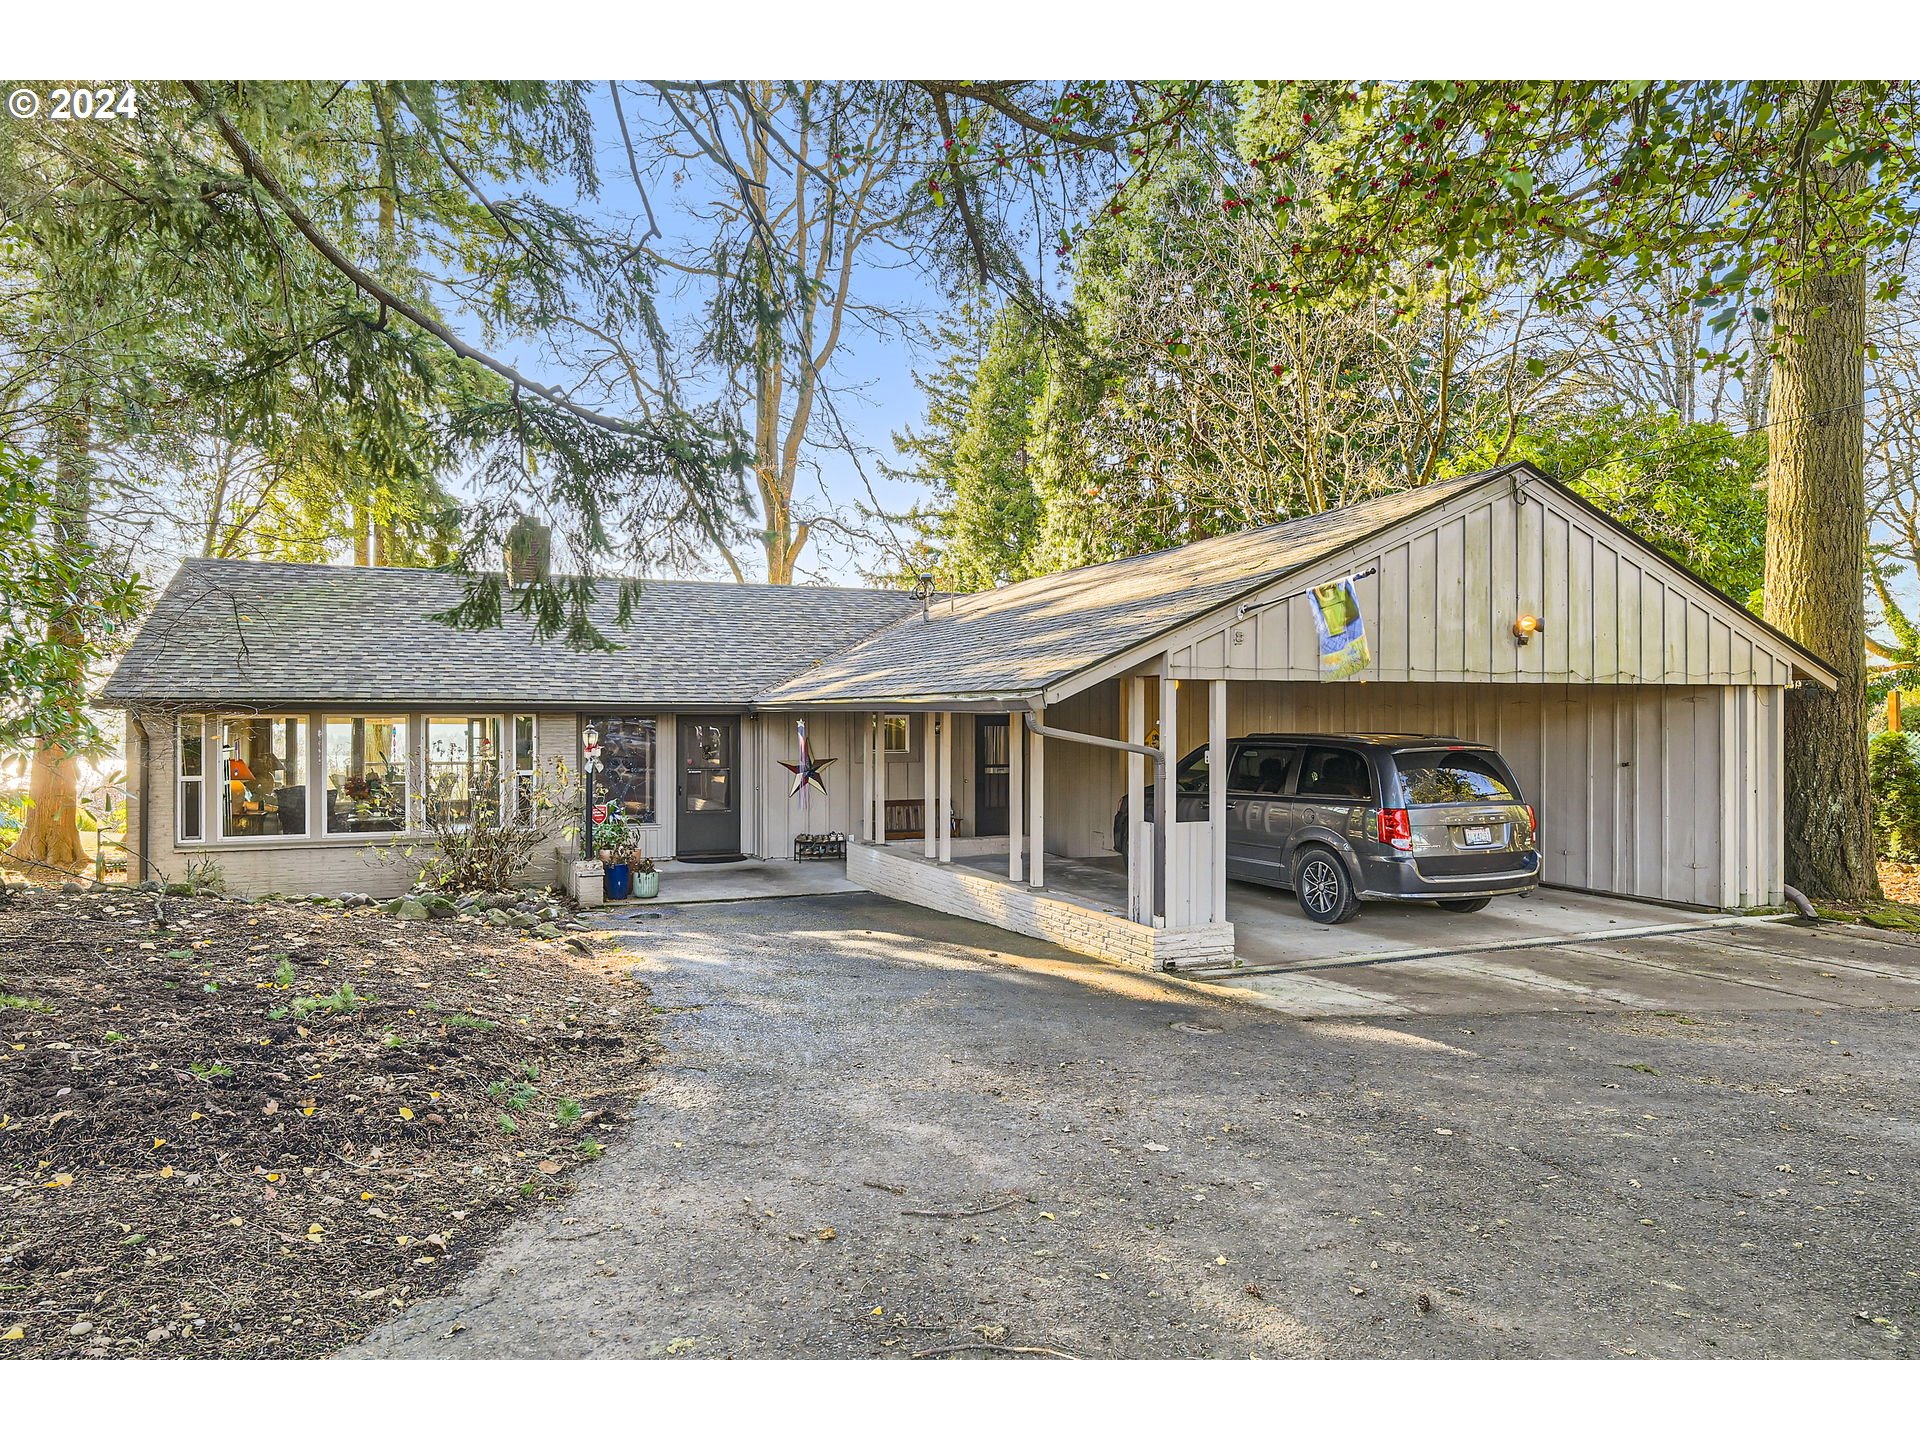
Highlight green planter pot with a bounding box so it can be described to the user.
[632,870,660,900]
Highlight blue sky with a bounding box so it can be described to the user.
[486,84,958,587]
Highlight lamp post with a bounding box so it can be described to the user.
[582,724,603,856]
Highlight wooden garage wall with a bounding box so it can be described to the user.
[1162,482,1800,690]
[1170,679,1780,909]
[1032,678,1782,908]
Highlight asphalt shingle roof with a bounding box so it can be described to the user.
[757,469,1504,705]
[108,463,1824,711]
[99,559,921,707]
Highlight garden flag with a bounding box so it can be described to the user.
[1310,576,1372,679]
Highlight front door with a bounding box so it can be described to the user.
[677,715,743,860]
[975,716,1010,837]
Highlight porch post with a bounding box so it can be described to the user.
[1126,677,1147,923]
[877,713,888,842]
[1028,706,1046,888]
[1209,678,1228,926]
[1157,673,1180,927]
[923,713,938,860]
[1008,707,1025,881]
[937,711,953,864]
[861,714,876,843]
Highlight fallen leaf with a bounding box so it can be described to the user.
[2,1326,24,1342]
[1142,1142,1169,1153]
[399,1107,414,1120]
[43,1173,73,1190]
[536,1159,563,1175]
[817,1227,837,1241]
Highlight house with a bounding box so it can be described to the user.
[102,463,1835,971]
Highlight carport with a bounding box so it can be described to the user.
[758,463,1837,972]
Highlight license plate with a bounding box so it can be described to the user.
[1461,825,1495,847]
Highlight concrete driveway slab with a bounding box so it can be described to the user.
[352,892,1919,1360]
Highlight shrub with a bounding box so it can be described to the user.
[1869,730,1920,861]
[383,758,581,896]
[184,857,225,892]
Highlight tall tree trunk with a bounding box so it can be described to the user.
[4,375,93,875]
[1764,253,1878,901]
[353,501,371,566]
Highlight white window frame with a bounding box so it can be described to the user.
[176,715,207,844]
[215,713,313,842]
[512,713,538,824]
[422,714,507,831]
[882,713,914,756]
[322,714,412,837]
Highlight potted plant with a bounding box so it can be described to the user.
[631,851,659,900]
[593,817,636,901]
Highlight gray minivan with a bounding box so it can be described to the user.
[1114,732,1539,925]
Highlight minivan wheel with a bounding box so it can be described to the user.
[1436,896,1492,914]
[1294,847,1359,925]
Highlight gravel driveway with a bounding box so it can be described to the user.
[353,893,1919,1359]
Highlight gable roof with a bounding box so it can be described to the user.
[759,462,1836,705]
[757,468,1505,706]
[99,559,919,707]
[101,464,1834,712]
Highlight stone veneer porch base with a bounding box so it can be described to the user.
[848,842,1236,972]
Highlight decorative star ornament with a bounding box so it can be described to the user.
[780,719,837,798]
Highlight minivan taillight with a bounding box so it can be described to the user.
[1377,807,1413,851]
[1526,804,1538,843]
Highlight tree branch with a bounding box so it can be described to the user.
[182,81,667,443]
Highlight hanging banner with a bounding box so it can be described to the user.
[1309,577,1372,680]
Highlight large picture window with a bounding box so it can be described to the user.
[177,716,205,842]
[425,717,502,827]
[324,717,409,834]
[586,716,657,826]
[220,716,309,838]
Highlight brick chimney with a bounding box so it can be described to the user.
[504,518,552,588]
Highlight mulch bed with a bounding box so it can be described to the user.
[0,884,656,1358]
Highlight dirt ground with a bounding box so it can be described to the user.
[0,884,656,1359]
[355,892,1920,1360]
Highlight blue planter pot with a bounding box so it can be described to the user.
[603,862,632,901]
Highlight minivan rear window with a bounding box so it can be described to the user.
[1396,750,1516,804]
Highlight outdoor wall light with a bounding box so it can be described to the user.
[1512,613,1544,644]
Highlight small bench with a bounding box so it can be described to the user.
[885,799,960,841]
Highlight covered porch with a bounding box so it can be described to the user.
[841,672,1240,971]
